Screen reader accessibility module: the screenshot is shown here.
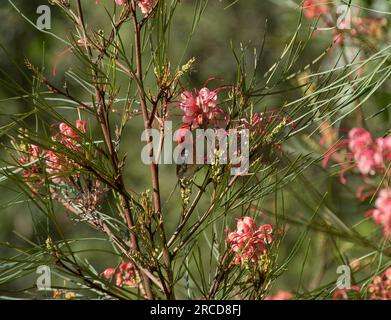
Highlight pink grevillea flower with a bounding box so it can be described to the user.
[265,290,293,300]
[102,261,138,288]
[178,87,226,130]
[239,111,294,137]
[353,17,387,39]
[367,268,391,300]
[367,189,391,237]
[374,136,391,166]
[355,149,377,176]
[97,0,157,17]
[332,285,361,300]
[17,121,87,184]
[18,144,42,179]
[333,17,387,46]
[348,128,391,176]
[53,120,87,154]
[45,151,67,184]
[45,120,87,184]
[227,217,273,266]
[302,0,329,20]
[59,120,86,139]
[137,0,155,15]
[347,128,376,176]
[323,128,391,184]
[174,124,192,144]
[179,90,199,127]
[355,184,377,202]
[95,0,127,5]
[60,120,87,138]
[348,128,373,154]
[101,268,115,279]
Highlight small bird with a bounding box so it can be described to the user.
[176,141,199,179]
[176,161,199,180]
[176,142,199,208]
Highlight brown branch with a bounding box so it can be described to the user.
[131,4,174,299]
[208,252,230,299]
[75,0,154,299]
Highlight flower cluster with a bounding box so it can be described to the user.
[114,0,127,5]
[348,128,391,176]
[303,0,329,20]
[17,143,41,180]
[95,0,126,5]
[367,268,391,300]
[102,261,138,288]
[323,128,391,238]
[17,120,87,185]
[227,217,273,266]
[303,1,387,46]
[95,1,156,16]
[178,87,226,131]
[332,268,391,300]
[367,189,391,237]
[17,121,105,217]
[272,268,391,300]
[175,86,228,156]
[240,113,274,135]
[239,111,292,138]
[265,290,292,300]
[334,16,387,45]
[349,17,386,37]
[46,120,87,184]
[137,0,156,15]
[332,285,361,300]
[322,127,391,180]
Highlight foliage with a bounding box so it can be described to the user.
[0,0,390,300]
